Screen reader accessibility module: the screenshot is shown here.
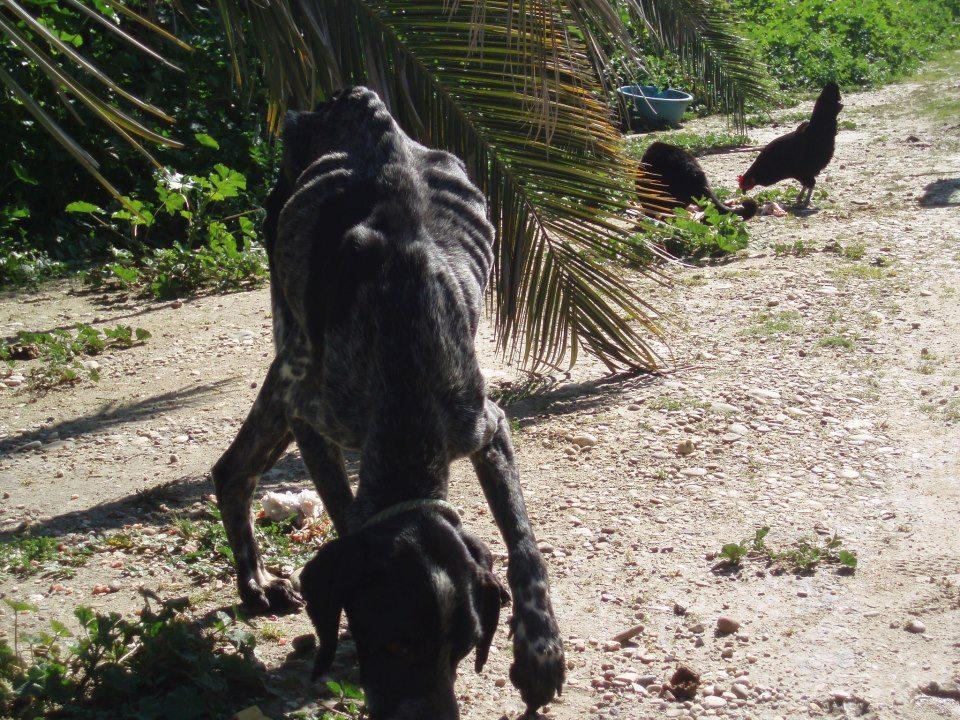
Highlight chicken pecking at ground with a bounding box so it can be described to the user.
[738,82,843,207]
[640,141,758,219]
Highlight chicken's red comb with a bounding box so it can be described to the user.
[737,174,744,181]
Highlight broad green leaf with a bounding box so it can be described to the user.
[195,132,220,150]
[65,201,104,214]
[3,598,37,613]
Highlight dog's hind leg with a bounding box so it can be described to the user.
[290,419,353,535]
[470,400,564,715]
[212,362,298,614]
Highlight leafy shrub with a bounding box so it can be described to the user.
[74,164,268,299]
[640,201,750,258]
[732,0,959,90]
[0,598,264,719]
[0,248,68,290]
[84,240,267,300]
[0,4,277,262]
[0,205,68,288]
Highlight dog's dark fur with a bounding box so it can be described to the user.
[211,87,564,719]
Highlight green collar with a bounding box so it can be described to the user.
[361,498,458,531]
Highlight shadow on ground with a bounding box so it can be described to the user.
[501,370,661,425]
[0,379,238,456]
[920,178,960,208]
[3,371,660,543]
[0,451,312,540]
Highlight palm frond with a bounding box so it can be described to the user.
[221,0,670,370]
[0,0,183,197]
[625,0,774,123]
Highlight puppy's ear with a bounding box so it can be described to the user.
[474,567,509,673]
[299,536,362,679]
[460,530,510,672]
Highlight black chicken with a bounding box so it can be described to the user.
[738,82,843,207]
[640,142,757,219]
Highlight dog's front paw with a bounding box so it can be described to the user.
[509,606,565,713]
[239,571,304,615]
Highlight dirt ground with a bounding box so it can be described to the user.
[2,52,959,720]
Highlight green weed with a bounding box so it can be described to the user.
[0,248,68,289]
[753,185,829,206]
[744,311,803,339]
[649,396,683,411]
[841,242,866,260]
[832,264,890,281]
[172,503,334,582]
[772,239,811,256]
[0,598,265,719]
[74,165,268,300]
[716,526,857,573]
[640,201,750,258]
[0,535,91,578]
[84,240,267,301]
[0,324,150,391]
[731,0,958,90]
[817,335,855,350]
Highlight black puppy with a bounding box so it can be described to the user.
[640,141,758,219]
[211,87,564,719]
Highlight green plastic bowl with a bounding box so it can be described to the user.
[618,85,694,126]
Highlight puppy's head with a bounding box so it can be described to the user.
[300,510,509,720]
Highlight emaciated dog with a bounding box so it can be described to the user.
[211,87,564,719]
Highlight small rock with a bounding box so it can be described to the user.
[731,683,750,699]
[666,665,700,701]
[676,439,695,456]
[703,696,727,709]
[612,624,644,644]
[920,681,960,701]
[673,602,688,616]
[710,402,740,414]
[570,433,598,448]
[905,620,926,634]
[716,616,741,635]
